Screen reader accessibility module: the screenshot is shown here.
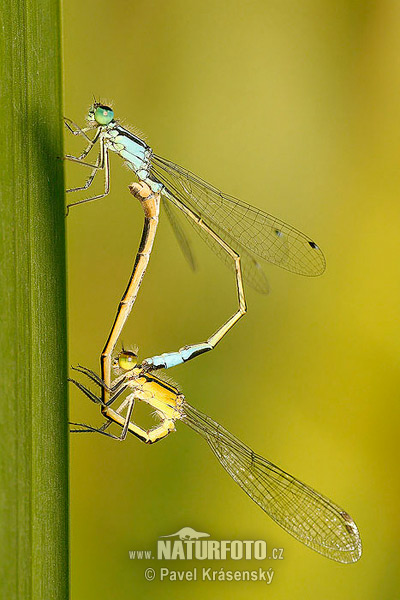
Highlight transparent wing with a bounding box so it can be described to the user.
[166,190,270,293]
[150,154,326,277]
[162,193,269,293]
[181,402,362,563]
[200,220,270,295]
[162,197,197,271]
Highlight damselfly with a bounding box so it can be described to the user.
[64,103,325,292]
[70,350,361,564]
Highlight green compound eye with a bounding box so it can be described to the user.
[118,350,137,371]
[94,105,114,125]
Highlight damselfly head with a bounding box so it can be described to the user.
[87,103,114,126]
[118,350,138,371]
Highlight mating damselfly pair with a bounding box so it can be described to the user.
[66,102,361,563]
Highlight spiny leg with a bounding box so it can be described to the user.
[115,394,135,440]
[70,421,132,441]
[90,381,177,444]
[73,417,174,444]
[64,122,101,163]
[102,402,176,444]
[66,149,102,195]
[97,396,131,434]
[68,373,128,409]
[71,370,177,444]
[68,378,102,405]
[71,364,107,389]
[66,144,110,213]
[70,422,114,437]
[69,390,134,441]
[64,118,103,197]
[64,117,95,142]
[71,364,126,396]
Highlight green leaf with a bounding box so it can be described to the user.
[0,0,68,598]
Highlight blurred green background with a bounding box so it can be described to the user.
[64,1,400,598]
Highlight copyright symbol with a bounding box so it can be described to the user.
[145,568,156,581]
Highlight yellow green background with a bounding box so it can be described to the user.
[65,1,399,598]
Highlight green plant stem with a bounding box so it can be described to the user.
[0,0,68,598]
